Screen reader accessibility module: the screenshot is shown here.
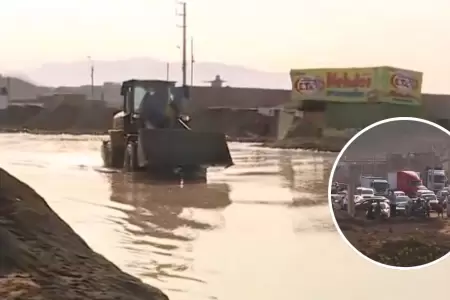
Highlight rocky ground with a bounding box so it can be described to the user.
[334,209,450,267]
[0,168,169,300]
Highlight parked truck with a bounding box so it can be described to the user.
[387,171,425,197]
[360,176,389,195]
[421,167,448,193]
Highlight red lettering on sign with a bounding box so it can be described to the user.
[326,72,372,88]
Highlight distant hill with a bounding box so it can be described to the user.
[0,74,52,100]
[9,58,291,89]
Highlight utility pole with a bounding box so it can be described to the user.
[348,164,358,217]
[190,37,195,86]
[87,56,94,99]
[6,76,11,104]
[166,62,170,81]
[177,2,188,100]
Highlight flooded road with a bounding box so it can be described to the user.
[1,133,449,300]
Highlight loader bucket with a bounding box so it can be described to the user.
[138,129,233,167]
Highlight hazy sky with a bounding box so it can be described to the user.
[2,0,450,91]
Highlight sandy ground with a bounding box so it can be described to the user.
[334,209,450,267]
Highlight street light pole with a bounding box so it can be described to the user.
[87,56,94,99]
[166,62,170,81]
[177,2,188,100]
[190,37,194,86]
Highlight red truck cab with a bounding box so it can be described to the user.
[388,170,424,197]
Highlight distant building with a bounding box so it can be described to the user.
[204,75,226,87]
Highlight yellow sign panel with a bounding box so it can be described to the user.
[377,66,422,105]
[290,67,377,103]
[290,66,423,105]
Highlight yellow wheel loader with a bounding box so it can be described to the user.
[101,79,233,180]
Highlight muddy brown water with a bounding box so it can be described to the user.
[1,133,449,300]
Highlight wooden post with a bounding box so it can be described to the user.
[348,164,358,217]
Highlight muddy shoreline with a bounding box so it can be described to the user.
[0,128,343,152]
[335,210,450,267]
[264,137,346,152]
[0,168,169,300]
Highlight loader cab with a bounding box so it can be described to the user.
[120,79,178,131]
[121,79,177,113]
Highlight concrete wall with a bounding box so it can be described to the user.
[191,107,278,138]
[422,94,450,120]
[324,102,424,129]
[48,84,290,111]
[41,94,88,109]
[189,86,289,112]
[0,94,6,110]
[277,110,296,139]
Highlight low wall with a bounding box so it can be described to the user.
[191,108,278,139]
[0,105,278,140]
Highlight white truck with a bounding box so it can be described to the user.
[360,175,389,196]
[421,167,448,193]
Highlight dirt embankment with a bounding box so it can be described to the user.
[0,105,116,134]
[335,210,450,267]
[0,168,169,300]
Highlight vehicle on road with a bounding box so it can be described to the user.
[421,167,448,193]
[421,193,439,211]
[355,187,375,202]
[436,189,449,202]
[101,79,233,180]
[355,196,389,211]
[394,195,412,215]
[360,176,389,196]
[387,171,424,197]
[358,197,390,220]
[387,190,405,201]
[405,198,430,218]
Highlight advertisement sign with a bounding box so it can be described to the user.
[290,66,423,105]
[377,67,422,105]
[290,67,378,103]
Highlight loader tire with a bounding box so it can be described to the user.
[102,141,124,168]
[124,142,138,172]
[182,166,207,183]
[101,142,110,168]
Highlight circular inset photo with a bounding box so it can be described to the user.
[329,117,450,269]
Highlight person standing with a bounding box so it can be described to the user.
[446,194,450,218]
[390,195,397,217]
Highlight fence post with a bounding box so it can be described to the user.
[347,164,358,217]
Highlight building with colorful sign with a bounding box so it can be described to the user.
[290,66,423,105]
[287,66,425,130]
